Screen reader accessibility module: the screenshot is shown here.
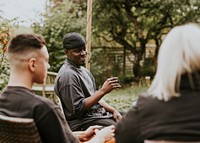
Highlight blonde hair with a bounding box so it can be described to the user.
[147,23,200,101]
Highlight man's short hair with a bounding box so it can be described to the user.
[8,34,46,54]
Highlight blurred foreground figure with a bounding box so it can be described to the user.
[115,23,200,143]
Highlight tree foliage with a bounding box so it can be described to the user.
[33,0,200,83]
[0,17,18,92]
[32,0,115,86]
[93,0,200,80]
[33,0,87,72]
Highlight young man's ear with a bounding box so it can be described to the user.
[64,49,68,54]
[28,58,36,72]
[65,49,70,56]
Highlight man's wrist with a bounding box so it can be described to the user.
[98,89,106,96]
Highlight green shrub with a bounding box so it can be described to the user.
[0,20,12,92]
[91,48,113,87]
[103,85,148,112]
[140,57,156,78]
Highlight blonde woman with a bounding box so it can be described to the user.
[115,23,200,143]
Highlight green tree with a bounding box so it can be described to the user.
[33,0,87,72]
[0,17,18,92]
[93,0,200,80]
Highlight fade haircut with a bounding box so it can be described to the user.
[8,34,45,54]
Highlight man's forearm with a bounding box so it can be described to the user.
[99,99,116,113]
[83,90,105,110]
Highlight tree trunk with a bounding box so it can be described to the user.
[132,54,142,82]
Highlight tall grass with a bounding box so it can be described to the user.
[103,85,148,112]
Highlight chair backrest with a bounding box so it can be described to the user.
[32,71,58,104]
[32,71,64,113]
[32,71,57,97]
[0,114,42,143]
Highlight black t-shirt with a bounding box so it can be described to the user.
[115,92,200,143]
[0,86,79,143]
[115,72,200,143]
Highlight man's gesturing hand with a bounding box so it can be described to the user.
[100,77,121,95]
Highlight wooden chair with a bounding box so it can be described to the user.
[0,114,42,143]
[32,71,57,98]
[32,71,64,113]
[32,71,59,103]
[0,113,115,143]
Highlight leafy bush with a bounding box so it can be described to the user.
[0,20,12,91]
[91,48,136,88]
[103,85,148,112]
[0,17,18,92]
[140,57,156,78]
[32,0,87,72]
[90,48,113,87]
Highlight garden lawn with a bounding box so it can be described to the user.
[103,85,148,112]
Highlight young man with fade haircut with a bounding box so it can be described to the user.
[0,33,115,143]
[54,32,122,131]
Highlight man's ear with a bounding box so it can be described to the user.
[64,49,69,56]
[28,58,36,72]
